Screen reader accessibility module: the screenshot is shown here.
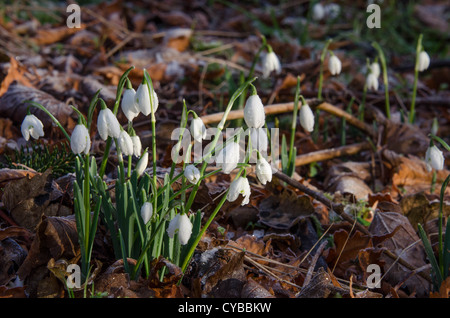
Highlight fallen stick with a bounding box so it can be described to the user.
[200,101,376,138]
[293,141,371,167]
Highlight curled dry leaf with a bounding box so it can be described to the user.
[368,211,430,297]
[258,190,315,230]
[400,192,450,230]
[94,259,154,298]
[383,149,450,197]
[32,24,86,46]
[16,215,79,282]
[0,238,27,286]
[0,83,74,133]
[383,120,429,157]
[324,161,373,200]
[2,169,72,231]
[241,278,275,298]
[0,57,34,97]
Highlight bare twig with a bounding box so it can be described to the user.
[303,241,329,286]
[200,100,376,138]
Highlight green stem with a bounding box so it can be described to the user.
[409,34,423,124]
[318,39,332,100]
[82,153,90,279]
[372,42,390,119]
[288,77,301,174]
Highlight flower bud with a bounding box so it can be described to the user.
[140,202,153,224]
[328,55,342,75]
[135,83,158,116]
[118,130,133,156]
[312,3,325,21]
[369,62,380,78]
[299,104,315,132]
[21,114,44,141]
[244,94,265,129]
[131,135,142,157]
[121,88,140,122]
[184,165,201,184]
[167,213,193,245]
[136,151,149,176]
[366,73,379,91]
[256,156,272,185]
[261,51,281,78]
[418,51,430,72]
[97,108,121,140]
[227,176,251,206]
[425,145,444,172]
[190,117,207,143]
[71,124,91,155]
[216,141,240,174]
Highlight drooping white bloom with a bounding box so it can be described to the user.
[299,104,315,132]
[121,88,140,122]
[369,62,380,78]
[227,176,251,206]
[366,72,379,91]
[324,3,340,19]
[425,145,444,172]
[136,151,148,176]
[190,117,207,143]
[256,156,272,185]
[140,202,153,224]
[261,51,281,78]
[131,135,142,157]
[216,141,240,174]
[118,130,134,156]
[328,55,342,75]
[418,51,430,72]
[135,83,158,116]
[97,108,121,140]
[312,3,325,21]
[21,114,44,141]
[250,128,268,154]
[184,165,201,184]
[167,213,193,245]
[244,94,266,129]
[70,124,91,155]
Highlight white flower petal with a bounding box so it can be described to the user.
[299,104,315,132]
[244,95,265,128]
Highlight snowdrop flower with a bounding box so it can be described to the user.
[418,51,430,72]
[227,176,251,206]
[97,108,121,140]
[118,130,134,156]
[324,3,340,19]
[369,62,380,78]
[167,213,193,245]
[250,128,268,154]
[216,141,240,174]
[70,124,91,155]
[425,145,444,172]
[135,82,159,116]
[121,88,140,122]
[366,72,379,91]
[136,151,148,176]
[299,103,315,132]
[328,54,342,75]
[190,116,207,143]
[256,155,272,185]
[261,50,281,78]
[131,135,142,157]
[21,114,44,141]
[140,202,153,224]
[312,3,325,21]
[244,94,265,129]
[184,165,201,184]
